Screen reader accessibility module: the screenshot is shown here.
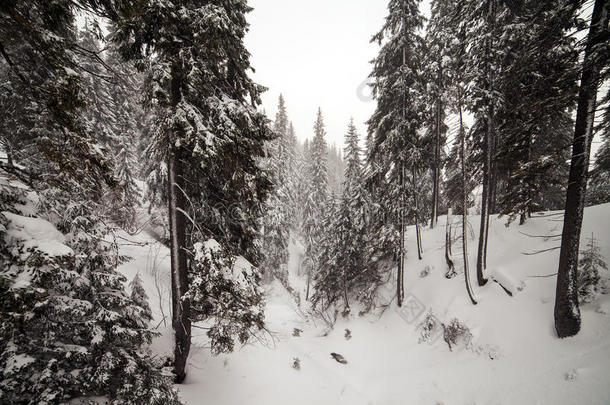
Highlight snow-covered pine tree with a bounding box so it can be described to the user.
[424,0,452,229]
[327,143,346,196]
[302,108,329,299]
[458,0,505,287]
[260,95,295,284]
[0,181,180,404]
[367,0,425,306]
[313,119,380,312]
[586,50,610,206]
[495,0,579,225]
[577,234,608,304]
[0,1,118,193]
[185,240,265,355]
[130,273,153,322]
[115,0,274,380]
[555,0,609,338]
[440,0,478,304]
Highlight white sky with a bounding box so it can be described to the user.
[244,0,405,149]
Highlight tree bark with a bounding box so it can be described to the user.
[397,163,405,307]
[445,208,457,278]
[555,0,608,338]
[430,99,442,229]
[168,60,191,382]
[460,104,477,305]
[412,165,424,260]
[476,0,496,287]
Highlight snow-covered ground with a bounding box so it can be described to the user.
[116,204,610,405]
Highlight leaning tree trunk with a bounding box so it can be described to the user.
[460,103,477,305]
[555,0,608,338]
[168,62,191,383]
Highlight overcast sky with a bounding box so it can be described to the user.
[244,0,419,149]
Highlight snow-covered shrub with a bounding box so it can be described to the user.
[292,357,301,370]
[130,273,153,322]
[418,312,443,344]
[577,234,608,303]
[186,240,265,355]
[0,184,180,404]
[442,319,473,351]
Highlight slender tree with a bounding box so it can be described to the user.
[115,0,273,380]
[555,0,609,338]
[302,108,329,300]
[367,0,425,306]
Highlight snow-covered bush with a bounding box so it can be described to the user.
[418,312,443,344]
[130,273,153,322]
[577,234,608,303]
[0,183,180,404]
[443,319,473,351]
[186,240,265,355]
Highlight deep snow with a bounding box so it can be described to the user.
[114,204,610,405]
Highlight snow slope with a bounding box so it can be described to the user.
[116,204,610,405]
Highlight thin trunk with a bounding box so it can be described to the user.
[445,208,456,278]
[398,163,405,307]
[397,14,407,306]
[460,103,477,305]
[431,99,441,229]
[413,165,423,260]
[555,0,608,338]
[305,257,311,301]
[168,147,191,382]
[476,0,495,287]
[168,61,190,383]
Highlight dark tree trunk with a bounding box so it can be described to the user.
[476,0,496,287]
[397,164,405,307]
[413,165,423,260]
[460,104,478,305]
[168,61,191,382]
[445,208,457,278]
[554,0,608,339]
[430,99,442,229]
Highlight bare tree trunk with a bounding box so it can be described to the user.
[412,165,423,260]
[555,0,608,338]
[168,61,191,383]
[397,163,405,307]
[430,99,442,229]
[305,256,311,301]
[445,208,457,278]
[460,104,477,305]
[476,0,496,287]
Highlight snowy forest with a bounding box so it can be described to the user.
[1,0,609,404]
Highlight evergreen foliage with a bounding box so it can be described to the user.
[0,181,180,404]
[577,234,608,304]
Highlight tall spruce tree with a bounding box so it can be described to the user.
[313,119,379,312]
[367,0,425,306]
[261,94,295,284]
[115,0,274,380]
[495,0,579,225]
[555,0,609,338]
[302,108,329,300]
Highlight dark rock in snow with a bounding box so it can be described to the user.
[330,352,348,364]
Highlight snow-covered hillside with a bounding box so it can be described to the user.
[116,204,610,405]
